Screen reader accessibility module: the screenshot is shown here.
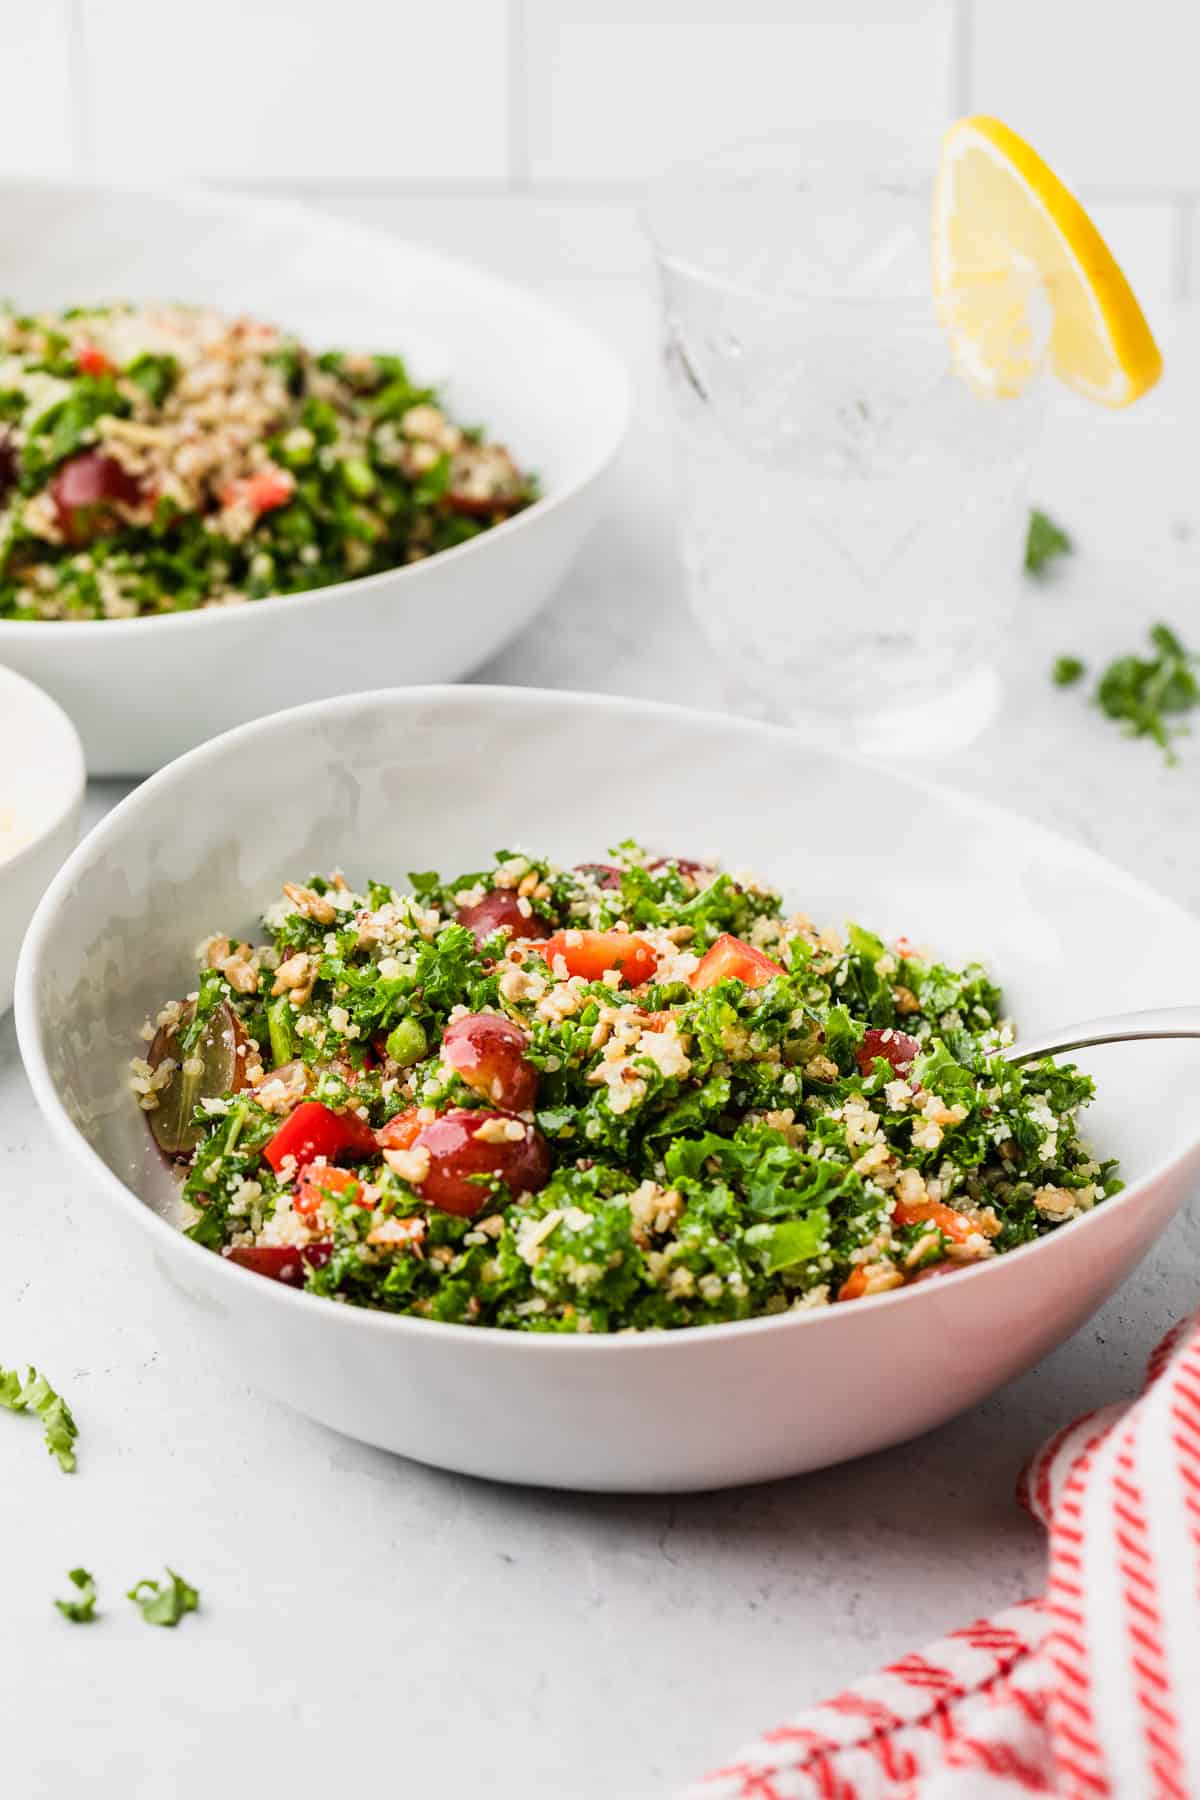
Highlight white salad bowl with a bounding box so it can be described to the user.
[16,686,1200,1492]
[0,184,629,776]
[0,664,83,1014]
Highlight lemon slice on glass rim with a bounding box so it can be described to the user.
[933,115,1162,406]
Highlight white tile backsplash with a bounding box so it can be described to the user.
[0,3,74,177]
[76,0,511,183]
[523,0,957,182]
[0,1,1191,299]
[968,0,1200,191]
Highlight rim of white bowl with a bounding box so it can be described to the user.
[16,682,1200,1354]
[0,178,631,641]
[0,662,86,874]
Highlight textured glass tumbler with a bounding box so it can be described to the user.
[647,135,1049,751]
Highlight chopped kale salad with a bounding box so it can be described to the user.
[131,848,1119,1333]
[0,303,534,620]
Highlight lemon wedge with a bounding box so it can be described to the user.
[933,115,1162,406]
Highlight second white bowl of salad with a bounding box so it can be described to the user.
[16,687,1200,1490]
[0,184,629,774]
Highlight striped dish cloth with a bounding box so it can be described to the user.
[685,1310,1200,1799]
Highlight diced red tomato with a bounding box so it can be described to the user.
[689,933,785,991]
[76,342,114,376]
[263,1100,377,1174]
[537,930,658,987]
[855,1028,921,1078]
[375,1107,422,1152]
[837,1266,871,1302]
[220,466,294,516]
[891,1198,975,1244]
[294,1163,368,1218]
[222,1242,333,1285]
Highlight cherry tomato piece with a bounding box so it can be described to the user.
[263,1100,377,1174]
[689,933,785,991]
[376,1107,423,1152]
[76,342,114,376]
[837,1267,871,1302]
[892,1198,975,1244]
[457,888,550,949]
[50,451,141,545]
[414,1109,551,1217]
[441,1012,538,1113]
[220,466,293,515]
[538,930,658,987]
[294,1163,369,1219]
[856,1028,921,1078]
[222,1242,333,1285]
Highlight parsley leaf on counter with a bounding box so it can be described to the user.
[1096,623,1199,761]
[0,1364,78,1471]
[1052,655,1086,687]
[1025,509,1073,575]
[55,1568,98,1623]
[127,1568,199,1627]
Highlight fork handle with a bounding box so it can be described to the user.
[1002,1005,1200,1065]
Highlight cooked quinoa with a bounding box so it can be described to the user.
[0,302,534,619]
[134,846,1120,1332]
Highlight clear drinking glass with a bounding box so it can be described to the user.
[646,132,1049,752]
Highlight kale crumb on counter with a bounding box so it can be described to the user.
[0,303,536,620]
[0,1363,78,1470]
[132,847,1120,1333]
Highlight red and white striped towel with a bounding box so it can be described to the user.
[686,1310,1200,1799]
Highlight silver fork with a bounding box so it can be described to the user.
[1003,1005,1200,1065]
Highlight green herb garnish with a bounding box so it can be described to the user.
[127,1568,199,1628]
[1096,623,1199,761]
[1052,655,1086,687]
[1025,509,1073,575]
[55,1568,98,1623]
[0,1364,78,1471]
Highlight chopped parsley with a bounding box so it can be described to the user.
[55,1568,98,1623]
[0,1364,78,1471]
[1052,655,1086,687]
[1025,508,1073,575]
[1096,623,1199,761]
[127,1568,200,1628]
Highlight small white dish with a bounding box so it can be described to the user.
[0,183,630,776]
[16,686,1200,1491]
[0,664,84,1014]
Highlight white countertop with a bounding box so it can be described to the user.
[4,209,1200,1800]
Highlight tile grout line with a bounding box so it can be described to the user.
[1172,196,1194,305]
[950,0,973,117]
[63,0,91,177]
[507,0,530,191]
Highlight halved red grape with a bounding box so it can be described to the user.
[222,1242,333,1285]
[856,1028,921,1078]
[146,1000,248,1157]
[574,862,623,890]
[51,451,141,545]
[415,1109,551,1217]
[457,888,549,949]
[441,1013,537,1113]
